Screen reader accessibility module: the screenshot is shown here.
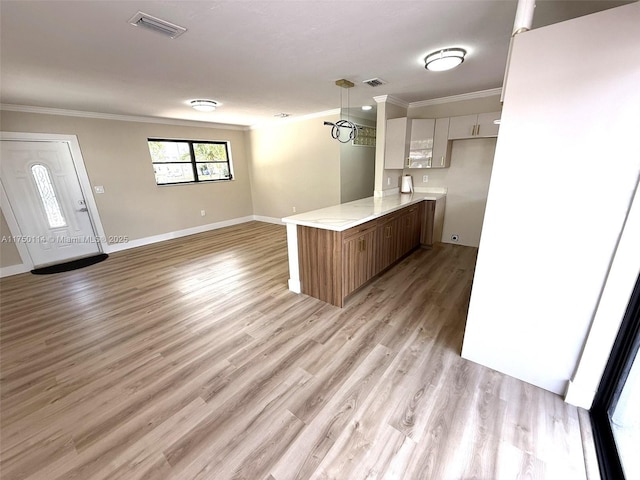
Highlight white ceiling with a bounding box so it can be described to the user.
[0,1,630,127]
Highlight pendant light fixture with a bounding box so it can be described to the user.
[424,48,467,71]
[323,79,359,143]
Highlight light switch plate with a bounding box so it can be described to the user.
[94,185,105,194]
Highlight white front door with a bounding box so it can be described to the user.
[1,140,101,267]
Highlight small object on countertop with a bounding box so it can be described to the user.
[401,174,414,193]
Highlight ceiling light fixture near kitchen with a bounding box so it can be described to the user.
[361,105,373,111]
[324,79,358,144]
[190,99,218,112]
[424,48,467,71]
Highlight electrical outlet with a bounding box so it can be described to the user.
[422,175,428,183]
[451,234,459,242]
[200,210,206,216]
[292,206,296,213]
[387,177,391,186]
[94,185,105,194]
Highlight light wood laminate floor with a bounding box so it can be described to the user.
[1,221,594,479]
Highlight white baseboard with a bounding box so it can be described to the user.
[0,263,31,278]
[288,278,301,293]
[103,216,256,253]
[564,380,596,409]
[0,215,284,277]
[253,215,284,225]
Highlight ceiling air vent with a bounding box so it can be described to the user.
[362,78,387,87]
[128,12,187,39]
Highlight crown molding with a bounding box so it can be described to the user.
[409,87,502,108]
[372,95,410,108]
[249,108,340,130]
[0,104,249,131]
[1,88,502,131]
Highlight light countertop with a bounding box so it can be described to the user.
[282,189,446,232]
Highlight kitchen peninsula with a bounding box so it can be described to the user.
[282,191,446,307]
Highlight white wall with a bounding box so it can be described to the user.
[340,115,375,203]
[340,143,375,203]
[566,180,640,408]
[249,111,373,217]
[462,3,640,395]
[406,95,502,247]
[0,209,22,267]
[0,110,254,268]
[248,113,341,219]
[374,99,408,195]
[412,139,495,247]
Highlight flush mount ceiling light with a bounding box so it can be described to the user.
[424,48,467,72]
[190,99,218,112]
[361,105,373,111]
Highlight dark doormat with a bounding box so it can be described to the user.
[31,253,108,275]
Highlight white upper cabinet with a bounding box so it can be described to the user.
[431,117,451,168]
[387,112,497,170]
[384,117,411,169]
[407,117,451,169]
[448,114,477,139]
[476,112,501,137]
[408,119,435,168]
[448,111,501,139]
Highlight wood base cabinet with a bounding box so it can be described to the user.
[298,201,436,307]
[376,210,402,273]
[342,223,377,298]
[400,203,423,256]
[376,203,423,273]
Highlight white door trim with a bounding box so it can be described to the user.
[0,132,107,271]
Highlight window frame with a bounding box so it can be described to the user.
[148,138,234,186]
[31,163,68,228]
[591,273,640,480]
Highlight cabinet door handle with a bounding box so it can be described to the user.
[440,156,444,166]
[471,125,476,136]
[477,124,480,136]
[359,238,366,252]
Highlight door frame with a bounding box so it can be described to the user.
[0,132,107,271]
[590,272,640,479]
